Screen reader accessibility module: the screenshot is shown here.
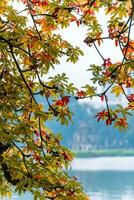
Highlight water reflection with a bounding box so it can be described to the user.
[71,170,134,200]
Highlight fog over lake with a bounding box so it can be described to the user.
[71,157,134,171]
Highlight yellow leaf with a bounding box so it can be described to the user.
[125,0,132,12]
[6,191,12,199]
[129,102,134,110]
[1,191,12,199]
[23,57,31,66]
[111,85,122,97]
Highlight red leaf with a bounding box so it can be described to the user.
[34,154,41,162]
[62,96,70,105]
[92,2,98,7]
[115,39,118,47]
[128,94,134,102]
[87,9,94,15]
[55,99,64,106]
[97,39,101,46]
[41,129,46,136]
[77,8,80,13]
[31,9,36,15]
[54,96,70,107]
[106,118,112,126]
[103,58,112,67]
[76,20,80,27]
[95,110,107,122]
[100,95,104,102]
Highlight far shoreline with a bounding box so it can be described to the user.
[72,149,134,158]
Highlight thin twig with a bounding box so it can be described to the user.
[27,0,42,41]
[9,45,37,104]
[93,42,105,61]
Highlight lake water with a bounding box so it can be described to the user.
[71,157,134,200]
[71,170,134,200]
[5,157,134,200]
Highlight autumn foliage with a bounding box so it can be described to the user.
[0,0,134,199]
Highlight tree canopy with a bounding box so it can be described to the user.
[0,0,134,199]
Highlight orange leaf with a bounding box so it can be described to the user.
[70,16,77,22]
[76,90,86,98]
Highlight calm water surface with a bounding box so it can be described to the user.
[71,170,134,200]
[71,157,134,200]
[6,157,134,200]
